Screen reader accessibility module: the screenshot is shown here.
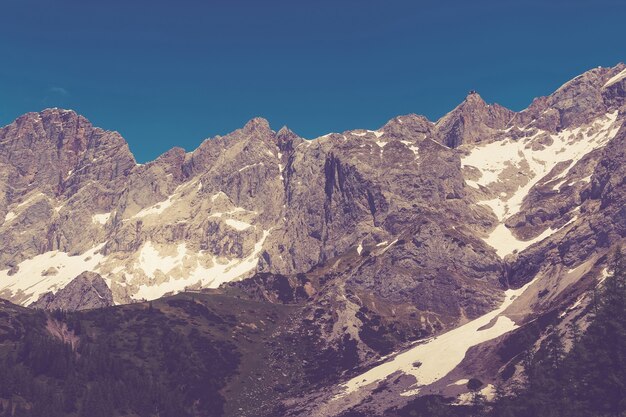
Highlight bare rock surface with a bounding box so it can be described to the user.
[31,271,114,311]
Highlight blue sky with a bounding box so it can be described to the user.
[1,0,624,162]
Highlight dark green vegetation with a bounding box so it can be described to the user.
[0,291,301,417]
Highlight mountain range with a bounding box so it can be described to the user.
[0,63,625,416]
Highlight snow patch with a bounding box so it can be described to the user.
[604,68,626,88]
[238,162,265,172]
[92,212,111,225]
[485,224,554,258]
[598,267,610,284]
[559,294,586,318]
[464,112,620,219]
[133,196,175,218]
[224,218,252,231]
[0,244,107,305]
[137,242,187,278]
[133,230,271,300]
[400,140,420,157]
[351,130,384,139]
[3,193,47,224]
[467,112,621,258]
[338,278,537,397]
[451,379,470,386]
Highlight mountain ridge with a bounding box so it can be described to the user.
[7,62,621,166]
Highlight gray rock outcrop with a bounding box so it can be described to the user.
[31,271,114,311]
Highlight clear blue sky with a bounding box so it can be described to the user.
[1,0,624,162]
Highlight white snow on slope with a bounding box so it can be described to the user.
[238,162,265,172]
[357,242,363,255]
[604,68,626,88]
[0,244,106,305]
[208,207,250,226]
[224,218,253,231]
[3,212,16,223]
[337,278,537,397]
[464,112,620,218]
[211,192,225,202]
[559,293,586,319]
[400,140,420,158]
[138,242,188,277]
[92,212,111,225]
[451,379,470,386]
[485,224,555,258]
[485,214,578,258]
[464,112,621,257]
[133,230,271,300]
[598,267,611,284]
[131,178,206,220]
[133,196,175,218]
[350,130,384,139]
[2,210,268,304]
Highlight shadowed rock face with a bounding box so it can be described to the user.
[31,271,114,311]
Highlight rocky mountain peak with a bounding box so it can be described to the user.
[26,107,82,124]
[275,125,302,151]
[276,125,294,138]
[517,63,626,132]
[149,146,187,181]
[435,91,514,148]
[464,90,485,104]
[242,116,272,134]
[30,271,114,311]
[381,114,434,140]
[602,63,626,108]
[0,107,136,201]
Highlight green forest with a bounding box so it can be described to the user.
[0,300,241,417]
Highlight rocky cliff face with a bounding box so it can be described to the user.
[31,271,113,311]
[277,63,626,416]
[0,63,625,416]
